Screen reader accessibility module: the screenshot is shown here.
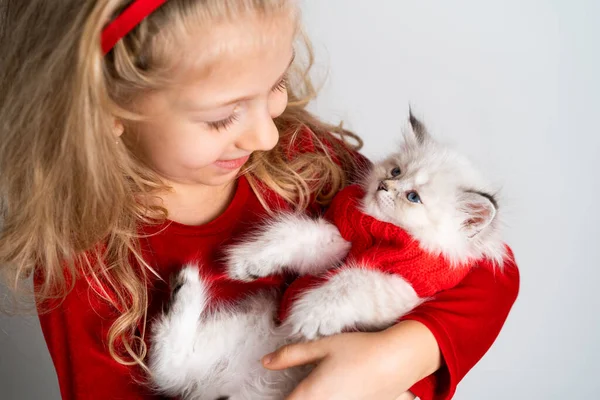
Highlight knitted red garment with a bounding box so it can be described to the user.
[279,184,472,321]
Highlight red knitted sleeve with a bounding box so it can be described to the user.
[36,275,163,400]
[406,250,520,400]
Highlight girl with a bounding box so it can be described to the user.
[0,1,519,399]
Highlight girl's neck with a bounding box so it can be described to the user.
[159,178,238,226]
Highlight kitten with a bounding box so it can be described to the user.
[148,112,506,399]
[225,111,506,338]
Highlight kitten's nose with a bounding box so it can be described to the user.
[377,181,388,191]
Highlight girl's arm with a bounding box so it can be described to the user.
[267,251,519,400]
[37,277,159,400]
[404,252,520,399]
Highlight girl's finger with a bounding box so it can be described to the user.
[262,340,329,370]
[395,392,416,400]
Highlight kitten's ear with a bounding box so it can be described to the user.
[459,191,498,237]
[407,107,430,145]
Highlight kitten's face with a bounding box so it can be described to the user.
[364,141,471,235]
[361,113,497,258]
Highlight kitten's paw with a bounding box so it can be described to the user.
[286,307,347,341]
[224,242,283,281]
[167,265,208,316]
[284,283,353,340]
[225,255,268,282]
[314,220,352,266]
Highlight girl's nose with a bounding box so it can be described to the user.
[236,112,279,152]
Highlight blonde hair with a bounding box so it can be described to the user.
[0,0,361,368]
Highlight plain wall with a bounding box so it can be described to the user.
[1,1,599,399]
[302,1,600,398]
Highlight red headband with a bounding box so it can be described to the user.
[101,0,169,55]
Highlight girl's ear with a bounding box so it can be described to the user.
[405,107,431,146]
[113,119,124,137]
[459,190,498,238]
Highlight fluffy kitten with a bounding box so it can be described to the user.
[148,112,506,399]
[225,111,505,339]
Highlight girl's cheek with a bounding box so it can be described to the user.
[174,131,224,169]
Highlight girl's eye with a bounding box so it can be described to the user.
[406,191,422,204]
[272,76,288,93]
[205,76,286,131]
[390,166,401,177]
[206,114,239,131]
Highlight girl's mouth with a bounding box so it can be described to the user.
[213,155,250,170]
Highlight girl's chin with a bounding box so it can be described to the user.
[200,168,242,186]
[159,164,243,187]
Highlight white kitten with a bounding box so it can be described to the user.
[226,111,505,340]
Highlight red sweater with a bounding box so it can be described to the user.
[37,158,519,400]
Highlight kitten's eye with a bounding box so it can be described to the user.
[406,191,422,204]
[390,167,401,177]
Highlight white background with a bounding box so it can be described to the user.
[1,1,599,399]
[302,1,600,399]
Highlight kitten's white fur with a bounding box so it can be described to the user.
[149,112,506,399]
[225,213,351,281]
[149,265,307,400]
[284,264,422,339]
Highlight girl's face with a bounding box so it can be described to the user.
[129,14,296,188]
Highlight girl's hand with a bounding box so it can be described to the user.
[396,392,416,400]
[262,320,441,400]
